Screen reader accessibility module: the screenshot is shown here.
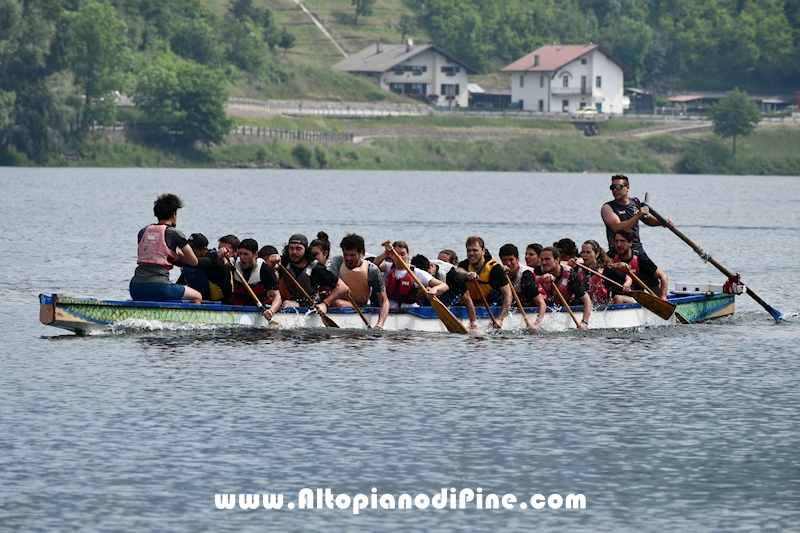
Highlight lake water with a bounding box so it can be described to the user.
[1,169,798,531]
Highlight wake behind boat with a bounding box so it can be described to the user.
[39,288,735,335]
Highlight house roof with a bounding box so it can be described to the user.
[332,43,478,74]
[502,44,631,74]
[668,95,706,103]
[468,83,485,94]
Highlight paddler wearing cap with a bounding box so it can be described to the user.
[279,233,347,312]
[231,237,282,320]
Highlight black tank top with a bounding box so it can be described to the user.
[605,198,644,254]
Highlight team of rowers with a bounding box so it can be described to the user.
[130,174,673,330]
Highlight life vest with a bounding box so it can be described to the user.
[385,266,419,304]
[137,224,177,269]
[232,257,274,306]
[279,260,319,304]
[466,257,501,303]
[614,253,640,275]
[338,260,371,304]
[540,266,573,304]
[511,265,542,306]
[578,269,609,302]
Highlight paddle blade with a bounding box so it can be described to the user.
[430,296,468,334]
[630,290,676,321]
[319,311,339,328]
[745,287,787,322]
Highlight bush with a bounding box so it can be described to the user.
[539,149,555,165]
[292,144,312,167]
[675,142,729,174]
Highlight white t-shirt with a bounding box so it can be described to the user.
[430,259,454,282]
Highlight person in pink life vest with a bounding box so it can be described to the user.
[129,193,202,304]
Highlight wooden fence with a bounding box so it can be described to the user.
[230,125,353,142]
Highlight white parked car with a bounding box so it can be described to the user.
[572,108,598,119]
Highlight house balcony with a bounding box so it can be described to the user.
[550,87,591,96]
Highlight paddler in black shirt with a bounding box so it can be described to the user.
[279,233,347,312]
[601,174,674,255]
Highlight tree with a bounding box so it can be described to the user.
[398,13,415,43]
[278,27,296,58]
[352,0,376,25]
[708,88,761,158]
[70,1,131,133]
[135,55,232,147]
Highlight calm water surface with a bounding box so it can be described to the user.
[1,169,799,531]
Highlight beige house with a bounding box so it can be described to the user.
[502,44,630,114]
[332,43,477,108]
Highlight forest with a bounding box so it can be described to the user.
[1,0,799,164]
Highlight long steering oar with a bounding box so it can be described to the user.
[277,264,339,328]
[574,263,676,321]
[504,271,532,328]
[345,290,371,329]
[644,203,785,323]
[381,241,467,334]
[228,258,277,326]
[470,279,501,329]
[551,283,582,328]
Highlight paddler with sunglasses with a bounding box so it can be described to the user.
[601,174,674,255]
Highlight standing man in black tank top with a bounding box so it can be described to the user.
[601,174,674,254]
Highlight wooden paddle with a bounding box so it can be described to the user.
[642,203,785,323]
[504,271,533,328]
[625,269,689,324]
[381,241,468,334]
[228,258,277,326]
[345,290,371,329]
[277,263,339,328]
[470,279,501,329]
[550,280,582,328]
[574,263,676,321]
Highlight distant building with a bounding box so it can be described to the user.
[626,88,654,113]
[668,92,794,113]
[332,42,477,108]
[468,84,512,109]
[501,44,630,114]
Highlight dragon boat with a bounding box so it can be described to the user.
[39,284,735,335]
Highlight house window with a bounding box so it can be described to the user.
[562,75,569,87]
[538,100,544,111]
[389,83,403,94]
[520,75,524,88]
[404,83,426,95]
[441,66,460,76]
[581,58,587,65]
[441,84,459,96]
[562,99,569,112]
[540,75,544,88]
[596,76,602,88]
[393,66,404,75]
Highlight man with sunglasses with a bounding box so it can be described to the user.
[601,174,673,254]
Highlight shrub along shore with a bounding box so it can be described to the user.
[5,120,800,175]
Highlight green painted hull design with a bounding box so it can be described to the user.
[40,292,735,336]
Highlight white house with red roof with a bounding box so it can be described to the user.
[502,44,630,114]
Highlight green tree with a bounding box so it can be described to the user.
[292,143,312,167]
[352,0,376,25]
[708,88,761,158]
[135,55,232,147]
[278,27,296,58]
[398,13,415,43]
[0,0,78,162]
[70,1,130,133]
